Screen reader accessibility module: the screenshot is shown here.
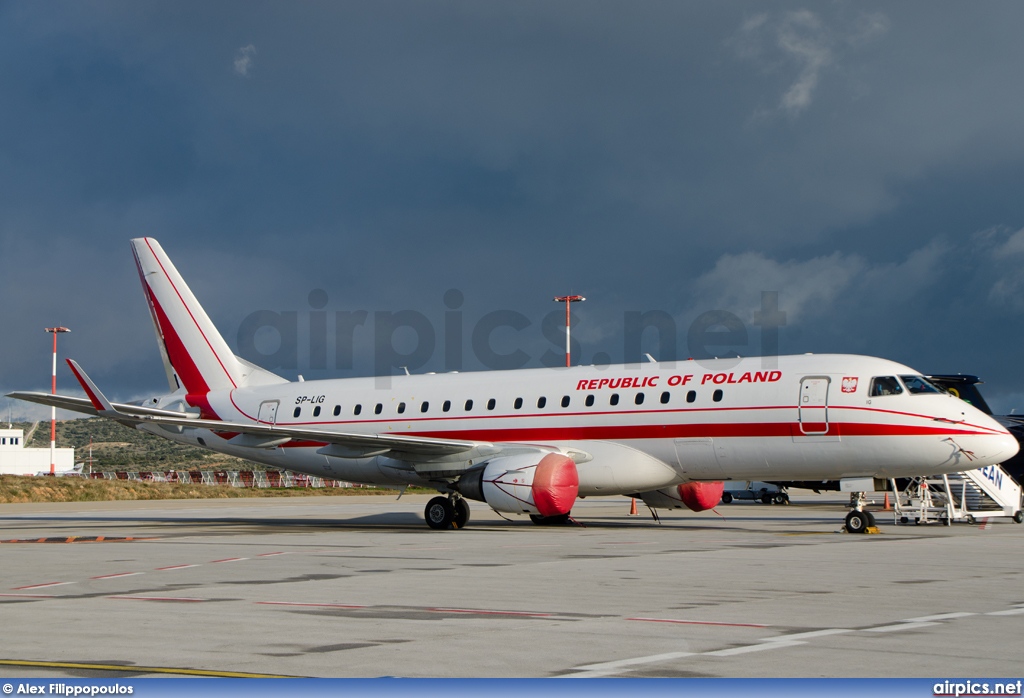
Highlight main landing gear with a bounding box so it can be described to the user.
[424,495,471,530]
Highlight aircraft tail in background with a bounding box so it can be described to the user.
[130,237,285,395]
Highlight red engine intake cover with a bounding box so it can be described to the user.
[531,454,579,517]
[678,481,724,512]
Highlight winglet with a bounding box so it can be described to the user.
[66,359,117,414]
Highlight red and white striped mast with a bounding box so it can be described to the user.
[552,295,585,367]
[44,326,70,475]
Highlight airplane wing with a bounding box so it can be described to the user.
[6,392,204,420]
[9,388,480,459]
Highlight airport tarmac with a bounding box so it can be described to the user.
[0,492,1022,678]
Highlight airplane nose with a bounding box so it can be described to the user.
[993,431,1021,463]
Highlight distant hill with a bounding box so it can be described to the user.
[20,418,257,471]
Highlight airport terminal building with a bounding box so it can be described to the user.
[0,428,75,475]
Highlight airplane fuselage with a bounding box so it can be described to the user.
[143,353,1017,496]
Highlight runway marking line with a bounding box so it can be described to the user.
[627,617,769,628]
[429,607,553,617]
[0,593,56,598]
[90,572,143,580]
[10,582,72,590]
[256,551,286,557]
[0,659,293,678]
[210,557,248,563]
[865,621,939,633]
[108,595,206,603]
[704,640,804,657]
[256,601,367,609]
[902,612,976,622]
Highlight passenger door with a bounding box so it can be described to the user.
[798,377,830,435]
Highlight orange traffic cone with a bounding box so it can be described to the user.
[629,498,638,516]
[884,492,890,511]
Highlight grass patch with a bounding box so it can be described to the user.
[0,475,428,504]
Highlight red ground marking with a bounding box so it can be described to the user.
[10,582,72,590]
[209,558,247,563]
[154,564,198,571]
[90,572,143,580]
[256,552,286,557]
[627,617,769,628]
[0,593,56,598]
[255,601,367,609]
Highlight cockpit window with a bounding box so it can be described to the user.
[869,376,903,396]
[899,375,941,395]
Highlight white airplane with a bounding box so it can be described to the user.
[9,239,1019,532]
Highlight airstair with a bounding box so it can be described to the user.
[891,464,1024,525]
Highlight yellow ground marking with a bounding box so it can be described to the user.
[0,659,295,678]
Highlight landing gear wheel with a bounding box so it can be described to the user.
[845,510,870,533]
[761,494,773,505]
[425,496,455,530]
[721,492,733,504]
[529,513,572,525]
[774,493,789,505]
[864,510,876,528]
[452,498,471,529]
[1014,511,1023,524]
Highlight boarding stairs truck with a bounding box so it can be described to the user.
[891,463,1024,525]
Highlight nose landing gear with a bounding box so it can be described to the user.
[844,491,878,534]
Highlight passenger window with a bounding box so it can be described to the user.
[899,375,941,395]
[869,376,903,396]
[421,401,429,413]
[537,397,547,409]
[333,405,341,416]
[585,394,594,407]
[397,402,406,414]
[713,389,723,402]
[561,395,570,408]
[635,393,645,405]
[610,393,619,406]
[354,404,362,416]
[660,391,670,404]
[374,403,383,415]
[443,400,451,412]
[514,397,523,410]
[293,407,301,418]
[487,398,496,410]
[313,405,321,417]
[465,399,473,411]
[686,390,696,403]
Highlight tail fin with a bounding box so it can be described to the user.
[131,238,285,394]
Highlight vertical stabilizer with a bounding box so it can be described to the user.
[131,238,273,394]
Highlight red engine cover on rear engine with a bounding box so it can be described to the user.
[677,481,724,512]
[531,454,579,517]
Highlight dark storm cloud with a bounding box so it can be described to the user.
[4,1,1024,418]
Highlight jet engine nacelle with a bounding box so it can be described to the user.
[456,452,578,517]
[638,481,724,512]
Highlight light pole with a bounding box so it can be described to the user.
[552,295,585,367]
[44,326,70,475]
